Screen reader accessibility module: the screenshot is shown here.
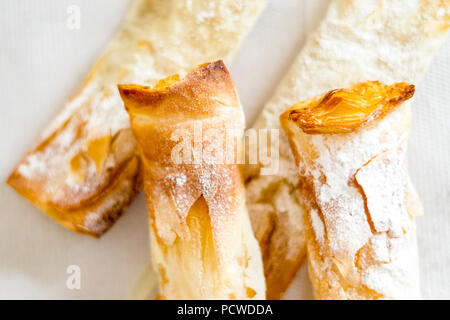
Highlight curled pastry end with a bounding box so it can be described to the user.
[282,81,415,135]
[118,60,237,118]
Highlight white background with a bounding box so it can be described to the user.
[0,0,449,299]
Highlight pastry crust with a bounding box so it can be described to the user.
[280,81,421,299]
[6,0,267,236]
[245,0,449,299]
[119,61,266,300]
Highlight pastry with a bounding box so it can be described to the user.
[280,81,421,299]
[7,0,267,236]
[119,61,266,299]
[245,0,449,299]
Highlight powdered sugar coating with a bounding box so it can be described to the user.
[355,148,411,237]
[288,101,420,299]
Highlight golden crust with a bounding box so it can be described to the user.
[120,61,265,300]
[286,81,415,134]
[119,61,239,121]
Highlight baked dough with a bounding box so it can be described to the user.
[280,81,421,299]
[245,0,449,299]
[119,61,265,300]
[7,0,267,237]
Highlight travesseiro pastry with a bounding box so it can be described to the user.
[119,61,266,299]
[280,81,422,299]
[245,0,449,299]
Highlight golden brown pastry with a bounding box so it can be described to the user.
[245,0,449,299]
[119,61,266,300]
[6,0,267,237]
[280,81,422,299]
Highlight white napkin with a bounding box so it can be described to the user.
[0,0,448,299]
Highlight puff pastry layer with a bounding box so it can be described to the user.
[280,81,422,299]
[119,61,265,300]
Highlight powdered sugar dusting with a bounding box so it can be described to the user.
[304,109,402,258]
[310,208,325,245]
[245,0,447,298]
[17,154,47,179]
[369,234,390,263]
[126,62,267,298]
[362,227,420,299]
[174,174,187,187]
[16,86,129,201]
[355,148,412,237]
[295,102,419,298]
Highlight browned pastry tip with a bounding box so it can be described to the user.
[282,81,415,135]
[119,60,239,117]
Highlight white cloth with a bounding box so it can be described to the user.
[0,0,448,299]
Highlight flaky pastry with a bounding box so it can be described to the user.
[280,81,422,299]
[119,61,266,300]
[245,0,449,299]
